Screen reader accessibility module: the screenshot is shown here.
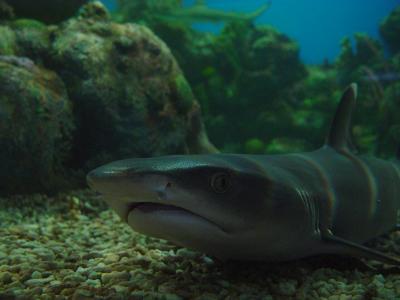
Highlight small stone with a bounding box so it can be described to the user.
[218,280,230,289]
[82,252,102,260]
[86,279,102,288]
[0,271,12,284]
[130,291,146,299]
[88,271,100,280]
[25,277,53,287]
[202,256,214,265]
[31,270,42,279]
[72,288,93,300]
[104,253,120,264]
[101,271,130,285]
[176,248,198,259]
[112,285,129,294]
[164,293,183,300]
[64,274,86,284]
[0,251,7,260]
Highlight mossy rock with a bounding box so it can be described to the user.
[0,56,74,195]
[0,25,16,55]
[50,6,204,169]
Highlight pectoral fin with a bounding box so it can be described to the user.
[321,230,400,266]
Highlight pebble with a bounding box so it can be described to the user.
[85,279,102,288]
[0,271,12,284]
[164,294,184,300]
[72,288,93,300]
[101,271,130,284]
[25,277,54,287]
[176,249,198,259]
[1,190,399,299]
[278,279,297,296]
[63,274,86,284]
[31,270,42,279]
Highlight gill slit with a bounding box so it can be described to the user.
[295,187,320,234]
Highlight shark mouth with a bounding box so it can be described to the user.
[126,202,228,234]
[127,202,193,215]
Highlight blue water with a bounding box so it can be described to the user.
[102,0,399,64]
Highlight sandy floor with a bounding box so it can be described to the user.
[0,190,399,299]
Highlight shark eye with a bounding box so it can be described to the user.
[210,172,231,193]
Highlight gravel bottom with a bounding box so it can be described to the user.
[0,190,399,300]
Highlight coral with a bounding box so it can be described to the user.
[4,0,88,24]
[380,5,400,55]
[0,56,73,195]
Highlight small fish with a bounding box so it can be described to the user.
[155,0,271,24]
[88,84,400,265]
[362,72,400,82]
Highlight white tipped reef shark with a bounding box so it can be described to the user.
[87,84,400,266]
[155,0,271,24]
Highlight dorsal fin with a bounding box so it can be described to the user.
[326,83,358,151]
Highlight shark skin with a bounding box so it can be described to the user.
[87,84,400,265]
[155,1,271,24]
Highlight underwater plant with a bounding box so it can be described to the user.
[380,5,400,55]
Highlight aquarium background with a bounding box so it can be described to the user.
[103,0,400,64]
[1,1,400,299]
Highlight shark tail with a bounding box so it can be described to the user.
[244,1,271,21]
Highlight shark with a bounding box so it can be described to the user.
[87,84,400,265]
[154,0,271,24]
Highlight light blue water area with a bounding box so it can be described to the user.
[102,0,117,11]
[102,0,399,64]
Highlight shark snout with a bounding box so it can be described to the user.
[86,164,126,194]
[87,161,172,201]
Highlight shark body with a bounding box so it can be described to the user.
[87,84,400,265]
[155,1,271,24]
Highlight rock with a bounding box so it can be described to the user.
[101,271,130,285]
[4,0,88,24]
[72,288,93,300]
[0,271,12,284]
[176,248,198,259]
[0,1,214,195]
[25,276,54,287]
[164,294,183,300]
[50,9,214,170]
[30,271,42,279]
[0,56,74,195]
[85,279,101,288]
[63,274,86,285]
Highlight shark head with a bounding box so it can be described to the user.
[87,154,306,260]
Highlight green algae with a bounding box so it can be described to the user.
[0,25,16,55]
